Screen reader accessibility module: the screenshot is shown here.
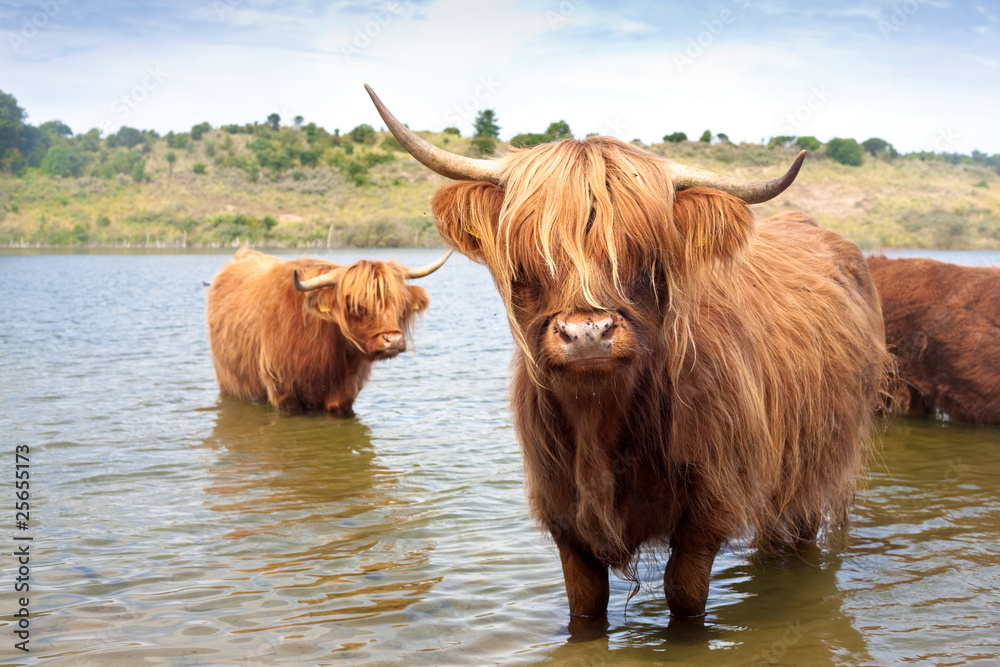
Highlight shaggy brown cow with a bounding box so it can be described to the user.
[206,248,449,414]
[366,85,889,624]
[868,255,1000,424]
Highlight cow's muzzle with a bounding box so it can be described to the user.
[545,311,624,370]
[372,332,406,358]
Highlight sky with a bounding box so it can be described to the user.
[1,0,999,154]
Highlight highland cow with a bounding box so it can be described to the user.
[869,255,1000,424]
[206,248,449,415]
[366,85,889,623]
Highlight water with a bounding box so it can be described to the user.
[1,249,999,666]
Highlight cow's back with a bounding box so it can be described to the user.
[207,250,286,402]
[868,256,1000,422]
[673,214,888,546]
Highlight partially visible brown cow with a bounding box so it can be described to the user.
[366,85,890,625]
[868,255,1000,424]
[206,248,449,414]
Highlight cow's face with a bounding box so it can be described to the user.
[302,260,430,359]
[431,137,756,383]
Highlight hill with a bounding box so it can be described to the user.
[1,118,999,250]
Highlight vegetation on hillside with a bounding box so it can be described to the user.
[1,88,999,250]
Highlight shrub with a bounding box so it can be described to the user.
[471,136,498,156]
[663,132,688,143]
[795,136,822,151]
[166,132,189,149]
[106,126,144,149]
[347,123,376,145]
[40,145,87,177]
[131,159,146,182]
[443,127,461,136]
[768,136,796,148]
[825,138,864,166]
[510,132,547,148]
[545,121,573,141]
[299,150,318,167]
[193,162,207,175]
[699,130,712,143]
[191,122,211,140]
[381,135,404,152]
[861,137,898,159]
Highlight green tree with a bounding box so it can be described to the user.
[299,150,318,167]
[509,132,547,148]
[267,113,280,131]
[192,162,207,175]
[545,120,572,141]
[795,136,822,151]
[165,131,189,149]
[347,123,376,144]
[293,115,304,128]
[699,130,712,143]
[80,129,101,152]
[663,132,687,143]
[471,136,498,156]
[825,138,864,166]
[166,151,176,179]
[191,122,211,140]
[131,158,146,182]
[768,135,797,148]
[0,90,27,168]
[717,132,730,144]
[40,145,86,177]
[862,137,897,159]
[473,109,500,138]
[39,120,72,138]
[443,127,461,136]
[107,126,144,149]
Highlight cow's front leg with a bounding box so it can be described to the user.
[324,396,355,416]
[663,528,721,618]
[555,536,609,621]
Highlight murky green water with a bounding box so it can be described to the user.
[2,249,999,666]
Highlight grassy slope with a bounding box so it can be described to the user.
[2,131,998,250]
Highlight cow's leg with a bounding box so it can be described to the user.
[266,383,305,414]
[325,396,355,417]
[555,537,609,620]
[663,528,721,618]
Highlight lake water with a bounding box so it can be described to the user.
[1,248,999,666]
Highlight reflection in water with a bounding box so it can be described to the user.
[6,253,1000,665]
[544,417,1000,666]
[198,398,439,656]
[845,417,1000,665]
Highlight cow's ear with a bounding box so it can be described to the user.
[408,285,431,312]
[432,181,504,263]
[672,187,756,265]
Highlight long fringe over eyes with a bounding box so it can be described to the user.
[304,260,423,352]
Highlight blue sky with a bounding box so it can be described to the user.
[2,0,998,153]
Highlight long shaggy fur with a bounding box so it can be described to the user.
[206,249,429,414]
[432,137,889,593]
[868,255,1000,423]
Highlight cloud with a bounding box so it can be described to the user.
[1,0,998,152]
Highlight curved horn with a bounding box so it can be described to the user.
[667,150,807,204]
[365,84,502,184]
[294,268,339,292]
[404,249,453,280]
